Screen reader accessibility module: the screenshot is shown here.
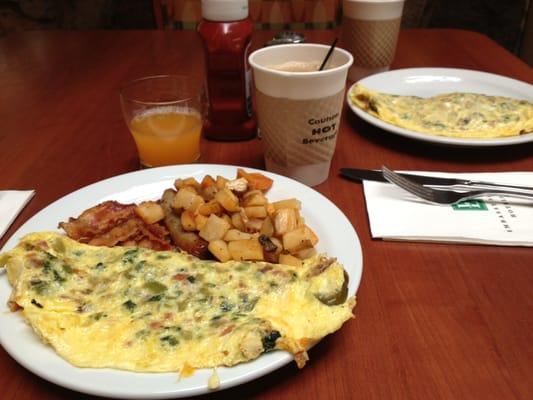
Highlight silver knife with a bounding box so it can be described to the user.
[340,168,533,191]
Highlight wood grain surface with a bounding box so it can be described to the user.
[0,29,532,400]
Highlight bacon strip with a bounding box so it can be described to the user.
[59,200,172,250]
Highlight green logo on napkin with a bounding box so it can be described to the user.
[452,200,488,211]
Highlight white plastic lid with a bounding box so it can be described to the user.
[201,0,249,22]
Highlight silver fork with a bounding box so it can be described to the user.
[381,166,533,205]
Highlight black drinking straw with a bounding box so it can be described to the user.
[319,38,338,71]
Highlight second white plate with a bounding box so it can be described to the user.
[347,68,533,147]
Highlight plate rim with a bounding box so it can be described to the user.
[0,163,363,399]
[346,67,533,147]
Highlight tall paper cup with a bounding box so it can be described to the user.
[342,0,404,82]
[249,44,353,186]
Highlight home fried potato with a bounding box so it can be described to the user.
[60,169,320,264]
[164,170,319,263]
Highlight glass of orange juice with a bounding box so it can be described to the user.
[120,75,203,167]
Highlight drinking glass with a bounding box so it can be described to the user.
[120,75,203,167]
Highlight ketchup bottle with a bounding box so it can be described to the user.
[198,0,256,141]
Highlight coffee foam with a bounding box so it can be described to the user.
[249,44,353,99]
[267,61,321,72]
[267,60,340,72]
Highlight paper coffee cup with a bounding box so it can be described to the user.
[342,0,404,82]
[249,44,353,186]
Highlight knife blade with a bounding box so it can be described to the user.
[340,168,533,191]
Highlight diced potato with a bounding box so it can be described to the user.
[183,177,201,191]
[225,178,248,194]
[279,253,303,267]
[199,214,231,242]
[198,199,223,216]
[270,237,283,254]
[266,203,275,216]
[282,226,315,252]
[180,210,196,231]
[245,218,264,233]
[272,198,301,210]
[215,175,229,190]
[306,225,319,246]
[260,216,274,237]
[208,239,231,262]
[201,175,216,189]
[174,178,186,190]
[174,179,199,193]
[189,195,205,212]
[195,214,208,230]
[163,172,318,263]
[181,185,198,194]
[273,208,298,235]
[221,213,232,227]
[161,189,210,259]
[242,190,267,206]
[231,212,245,231]
[244,206,267,219]
[202,185,218,201]
[239,208,249,224]
[215,188,240,212]
[172,188,201,211]
[295,247,317,259]
[236,168,273,191]
[224,229,252,241]
[135,201,165,224]
[228,239,264,261]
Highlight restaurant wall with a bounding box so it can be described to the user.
[0,0,531,65]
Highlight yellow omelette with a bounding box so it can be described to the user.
[0,232,355,373]
[349,84,533,138]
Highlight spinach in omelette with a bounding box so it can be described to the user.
[0,232,355,373]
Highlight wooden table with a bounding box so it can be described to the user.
[0,29,532,400]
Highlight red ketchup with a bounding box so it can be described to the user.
[198,0,256,141]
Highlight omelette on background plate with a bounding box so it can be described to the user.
[0,232,355,374]
[349,84,533,138]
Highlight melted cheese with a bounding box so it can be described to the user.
[0,232,355,373]
[349,84,533,138]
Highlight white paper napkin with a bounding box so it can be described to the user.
[363,171,533,246]
[0,190,35,240]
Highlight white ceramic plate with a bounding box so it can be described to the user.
[346,68,533,146]
[0,164,362,399]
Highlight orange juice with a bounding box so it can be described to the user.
[129,107,201,167]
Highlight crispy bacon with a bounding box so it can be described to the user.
[59,201,137,242]
[59,200,172,251]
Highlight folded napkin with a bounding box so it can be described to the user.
[363,172,533,246]
[0,190,35,240]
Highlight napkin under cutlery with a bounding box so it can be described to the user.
[0,190,35,241]
[362,171,533,246]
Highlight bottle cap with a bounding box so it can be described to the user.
[201,0,249,22]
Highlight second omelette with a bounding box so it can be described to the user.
[349,84,533,138]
